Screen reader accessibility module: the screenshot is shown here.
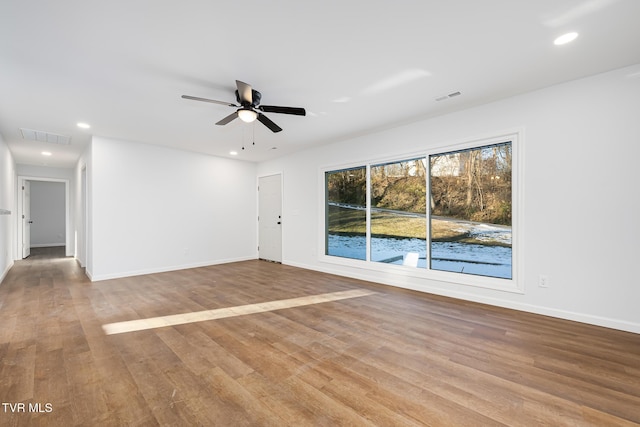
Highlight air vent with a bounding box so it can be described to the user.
[20,128,71,145]
[435,91,462,102]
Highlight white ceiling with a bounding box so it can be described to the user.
[2,0,639,168]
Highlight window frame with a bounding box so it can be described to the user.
[319,130,523,294]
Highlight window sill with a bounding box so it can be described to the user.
[319,254,523,294]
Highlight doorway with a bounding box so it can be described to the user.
[258,173,282,263]
[21,181,31,258]
[17,176,71,259]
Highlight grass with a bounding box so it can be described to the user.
[327,205,509,246]
[327,205,465,240]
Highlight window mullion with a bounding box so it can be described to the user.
[426,156,432,271]
[366,164,371,262]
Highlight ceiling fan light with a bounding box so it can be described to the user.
[238,109,258,123]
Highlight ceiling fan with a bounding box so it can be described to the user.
[182,80,305,133]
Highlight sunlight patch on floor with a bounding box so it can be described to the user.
[102,289,377,335]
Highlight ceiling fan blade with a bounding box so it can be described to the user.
[259,105,306,116]
[182,95,237,107]
[257,113,282,133]
[236,80,253,105]
[216,112,238,125]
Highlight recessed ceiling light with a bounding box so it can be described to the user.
[229,151,238,156]
[41,151,52,156]
[554,32,578,45]
[77,122,91,129]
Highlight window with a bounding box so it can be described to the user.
[325,167,367,260]
[429,142,512,279]
[323,133,517,288]
[370,158,427,267]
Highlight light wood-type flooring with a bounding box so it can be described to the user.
[1,247,639,426]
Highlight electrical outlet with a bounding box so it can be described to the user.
[539,274,549,288]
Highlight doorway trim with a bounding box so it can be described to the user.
[16,175,71,259]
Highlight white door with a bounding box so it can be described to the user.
[258,174,282,262]
[22,181,31,258]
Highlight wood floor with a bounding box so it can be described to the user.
[1,247,639,426]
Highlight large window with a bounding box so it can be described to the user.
[323,135,516,286]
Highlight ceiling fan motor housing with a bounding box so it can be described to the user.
[236,89,262,107]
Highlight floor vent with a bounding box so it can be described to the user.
[20,128,71,145]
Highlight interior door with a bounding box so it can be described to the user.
[22,180,31,258]
[258,174,282,263]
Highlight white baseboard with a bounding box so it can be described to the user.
[30,243,65,248]
[0,260,14,285]
[89,256,257,282]
[284,260,640,335]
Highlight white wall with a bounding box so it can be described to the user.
[88,137,258,281]
[29,181,66,247]
[257,64,640,333]
[0,134,16,283]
